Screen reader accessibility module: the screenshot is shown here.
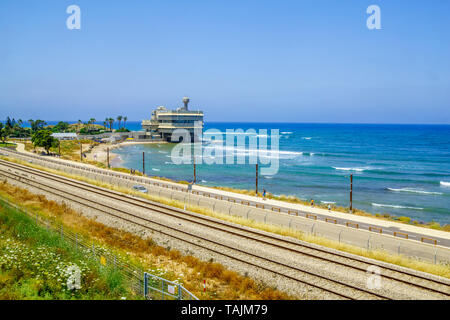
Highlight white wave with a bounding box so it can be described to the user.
[440,181,450,187]
[201,179,207,183]
[321,201,336,204]
[152,168,160,172]
[158,151,168,154]
[263,176,273,179]
[302,137,312,140]
[281,132,293,134]
[203,145,303,159]
[372,203,423,210]
[387,188,443,195]
[333,167,366,172]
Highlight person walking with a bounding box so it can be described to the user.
[328,204,331,212]
[262,188,267,200]
[310,199,314,207]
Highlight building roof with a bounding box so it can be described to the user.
[51,132,78,139]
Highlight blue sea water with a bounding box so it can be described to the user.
[109,122,450,225]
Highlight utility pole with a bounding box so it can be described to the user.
[255,163,259,195]
[80,143,82,162]
[142,152,145,175]
[350,174,353,213]
[107,147,110,168]
[193,155,196,184]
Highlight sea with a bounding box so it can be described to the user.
[20,121,450,225]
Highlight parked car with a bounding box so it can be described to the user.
[132,185,148,193]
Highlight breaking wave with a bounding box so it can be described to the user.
[333,167,367,172]
[372,203,424,210]
[387,188,443,195]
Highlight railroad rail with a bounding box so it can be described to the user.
[1,159,449,299]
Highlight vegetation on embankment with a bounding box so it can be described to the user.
[0,202,138,300]
[0,143,16,148]
[1,155,448,280]
[0,181,293,300]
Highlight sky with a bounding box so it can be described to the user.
[0,0,449,124]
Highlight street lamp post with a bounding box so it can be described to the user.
[350,174,353,213]
[255,164,259,195]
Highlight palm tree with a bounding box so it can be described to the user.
[108,118,114,131]
[89,118,96,132]
[123,116,127,129]
[117,116,123,129]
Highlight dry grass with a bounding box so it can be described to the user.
[1,155,449,279]
[0,181,293,300]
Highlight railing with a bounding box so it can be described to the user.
[144,273,198,300]
[0,195,198,300]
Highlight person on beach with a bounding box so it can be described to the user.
[328,204,331,212]
[262,189,266,200]
[310,199,314,207]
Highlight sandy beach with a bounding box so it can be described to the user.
[87,141,164,167]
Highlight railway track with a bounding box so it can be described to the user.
[1,159,449,299]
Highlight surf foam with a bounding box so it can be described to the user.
[387,188,443,195]
[372,203,423,210]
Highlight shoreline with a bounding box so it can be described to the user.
[88,140,166,167]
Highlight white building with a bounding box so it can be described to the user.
[51,132,78,140]
[142,97,204,142]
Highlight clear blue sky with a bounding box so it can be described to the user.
[0,0,449,123]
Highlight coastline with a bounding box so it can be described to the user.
[88,140,165,167]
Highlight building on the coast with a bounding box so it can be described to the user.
[141,97,204,142]
[51,132,78,140]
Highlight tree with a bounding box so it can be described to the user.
[117,116,122,129]
[5,117,14,129]
[28,119,47,133]
[31,130,58,154]
[0,123,11,143]
[53,121,69,133]
[89,118,96,132]
[108,118,114,131]
[123,116,127,129]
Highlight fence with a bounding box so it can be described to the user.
[0,196,198,300]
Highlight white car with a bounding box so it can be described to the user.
[132,185,148,193]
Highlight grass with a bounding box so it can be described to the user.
[0,181,293,300]
[1,155,448,280]
[0,143,16,148]
[0,202,137,300]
